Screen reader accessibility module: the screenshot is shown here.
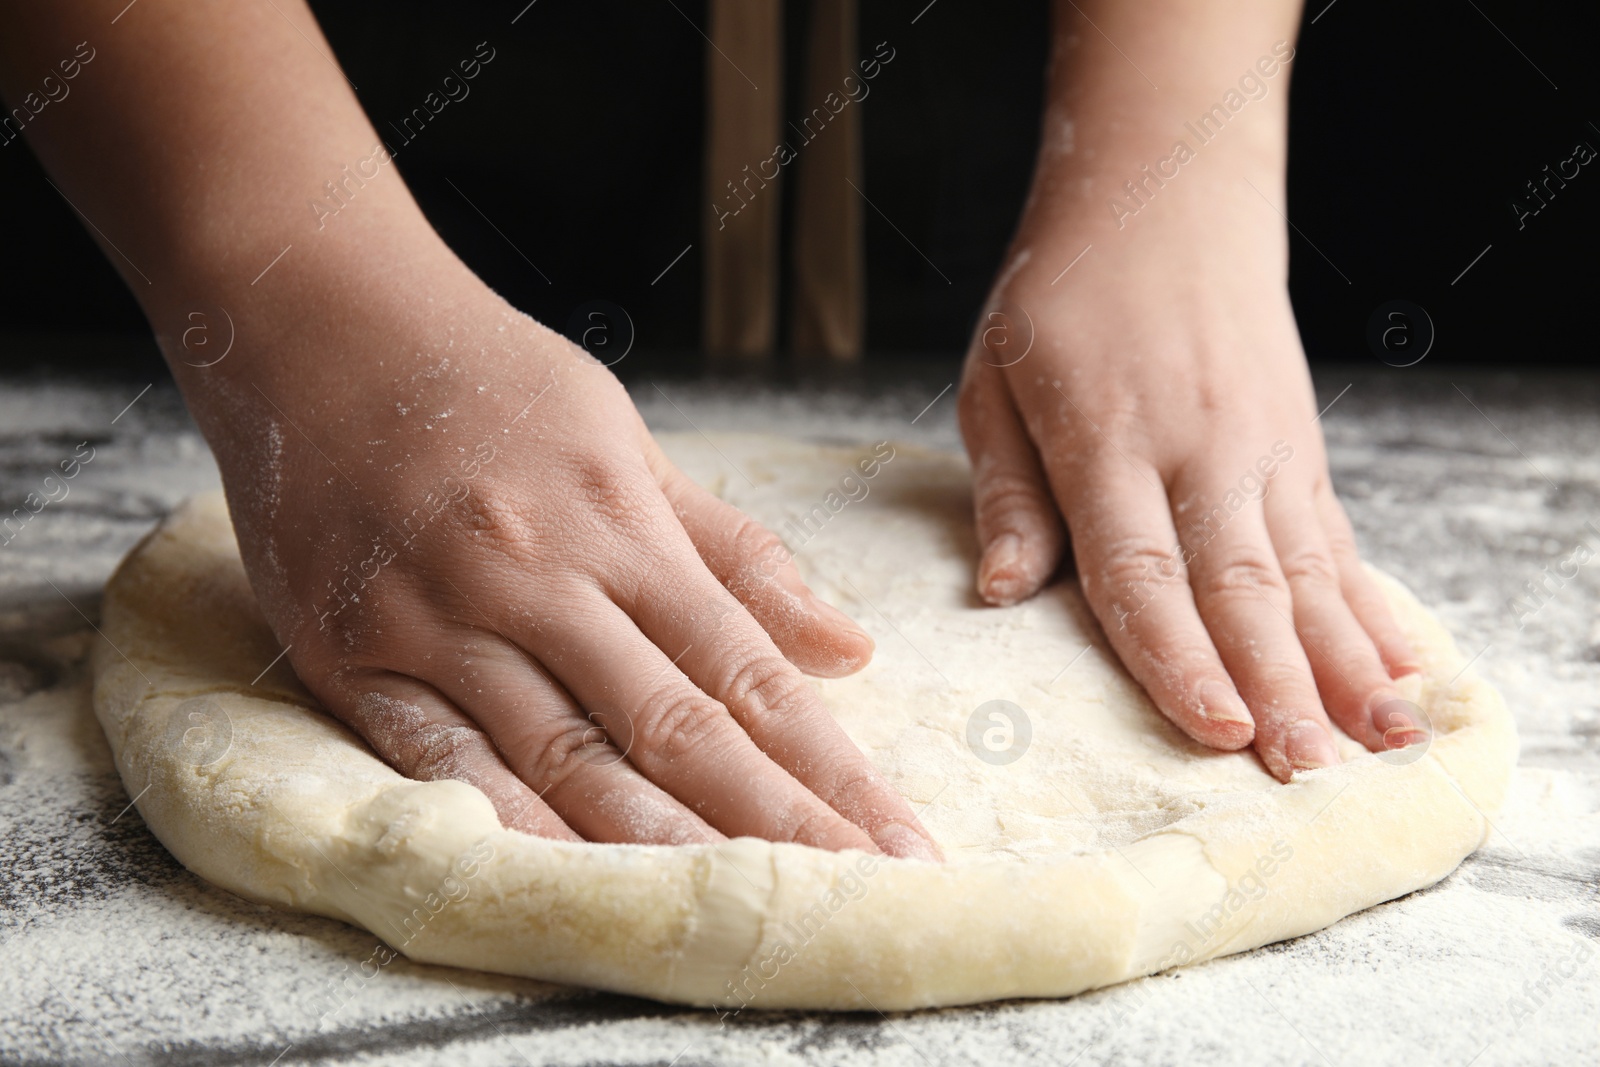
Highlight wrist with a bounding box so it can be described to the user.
[1009,9,1297,256]
[155,217,547,451]
[998,112,1290,296]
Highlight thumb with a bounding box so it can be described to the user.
[957,363,1067,606]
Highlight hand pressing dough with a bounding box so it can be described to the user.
[91,434,1516,1011]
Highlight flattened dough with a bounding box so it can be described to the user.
[91,434,1516,1010]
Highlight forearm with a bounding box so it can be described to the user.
[0,1,464,402]
[1018,0,1303,249]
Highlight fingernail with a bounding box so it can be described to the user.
[1370,690,1429,749]
[1285,719,1340,771]
[1199,681,1253,726]
[1383,722,1429,750]
[1369,689,1405,725]
[875,822,943,863]
[812,597,875,653]
[979,533,1024,604]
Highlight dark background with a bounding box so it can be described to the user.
[0,0,1594,380]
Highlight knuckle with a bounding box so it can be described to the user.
[812,765,882,822]
[571,454,654,532]
[1091,409,1140,445]
[522,718,606,787]
[634,687,733,764]
[1193,382,1227,417]
[1277,549,1340,590]
[437,485,543,565]
[1092,541,1183,598]
[1196,551,1288,602]
[730,514,784,560]
[721,654,808,719]
[1322,525,1361,564]
[389,475,508,549]
[777,803,845,847]
[448,485,524,539]
[1084,541,1185,630]
[1070,399,1142,449]
[406,722,480,780]
[728,517,792,593]
[974,469,1051,524]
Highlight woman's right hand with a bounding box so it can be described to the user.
[187,278,939,860]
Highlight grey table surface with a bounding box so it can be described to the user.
[0,367,1596,1066]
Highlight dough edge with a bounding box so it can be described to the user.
[90,446,1516,1012]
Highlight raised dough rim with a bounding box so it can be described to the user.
[90,443,1517,1012]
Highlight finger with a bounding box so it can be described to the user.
[957,361,1068,605]
[1174,469,1340,781]
[321,668,578,840]
[1313,485,1423,679]
[621,559,945,862]
[517,588,894,857]
[1046,455,1256,751]
[1265,487,1426,753]
[419,635,724,847]
[655,462,874,679]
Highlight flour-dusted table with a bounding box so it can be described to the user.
[1,366,1595,1067]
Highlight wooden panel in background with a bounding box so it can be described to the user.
[789,0,864,363]
[702,0,784,360]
